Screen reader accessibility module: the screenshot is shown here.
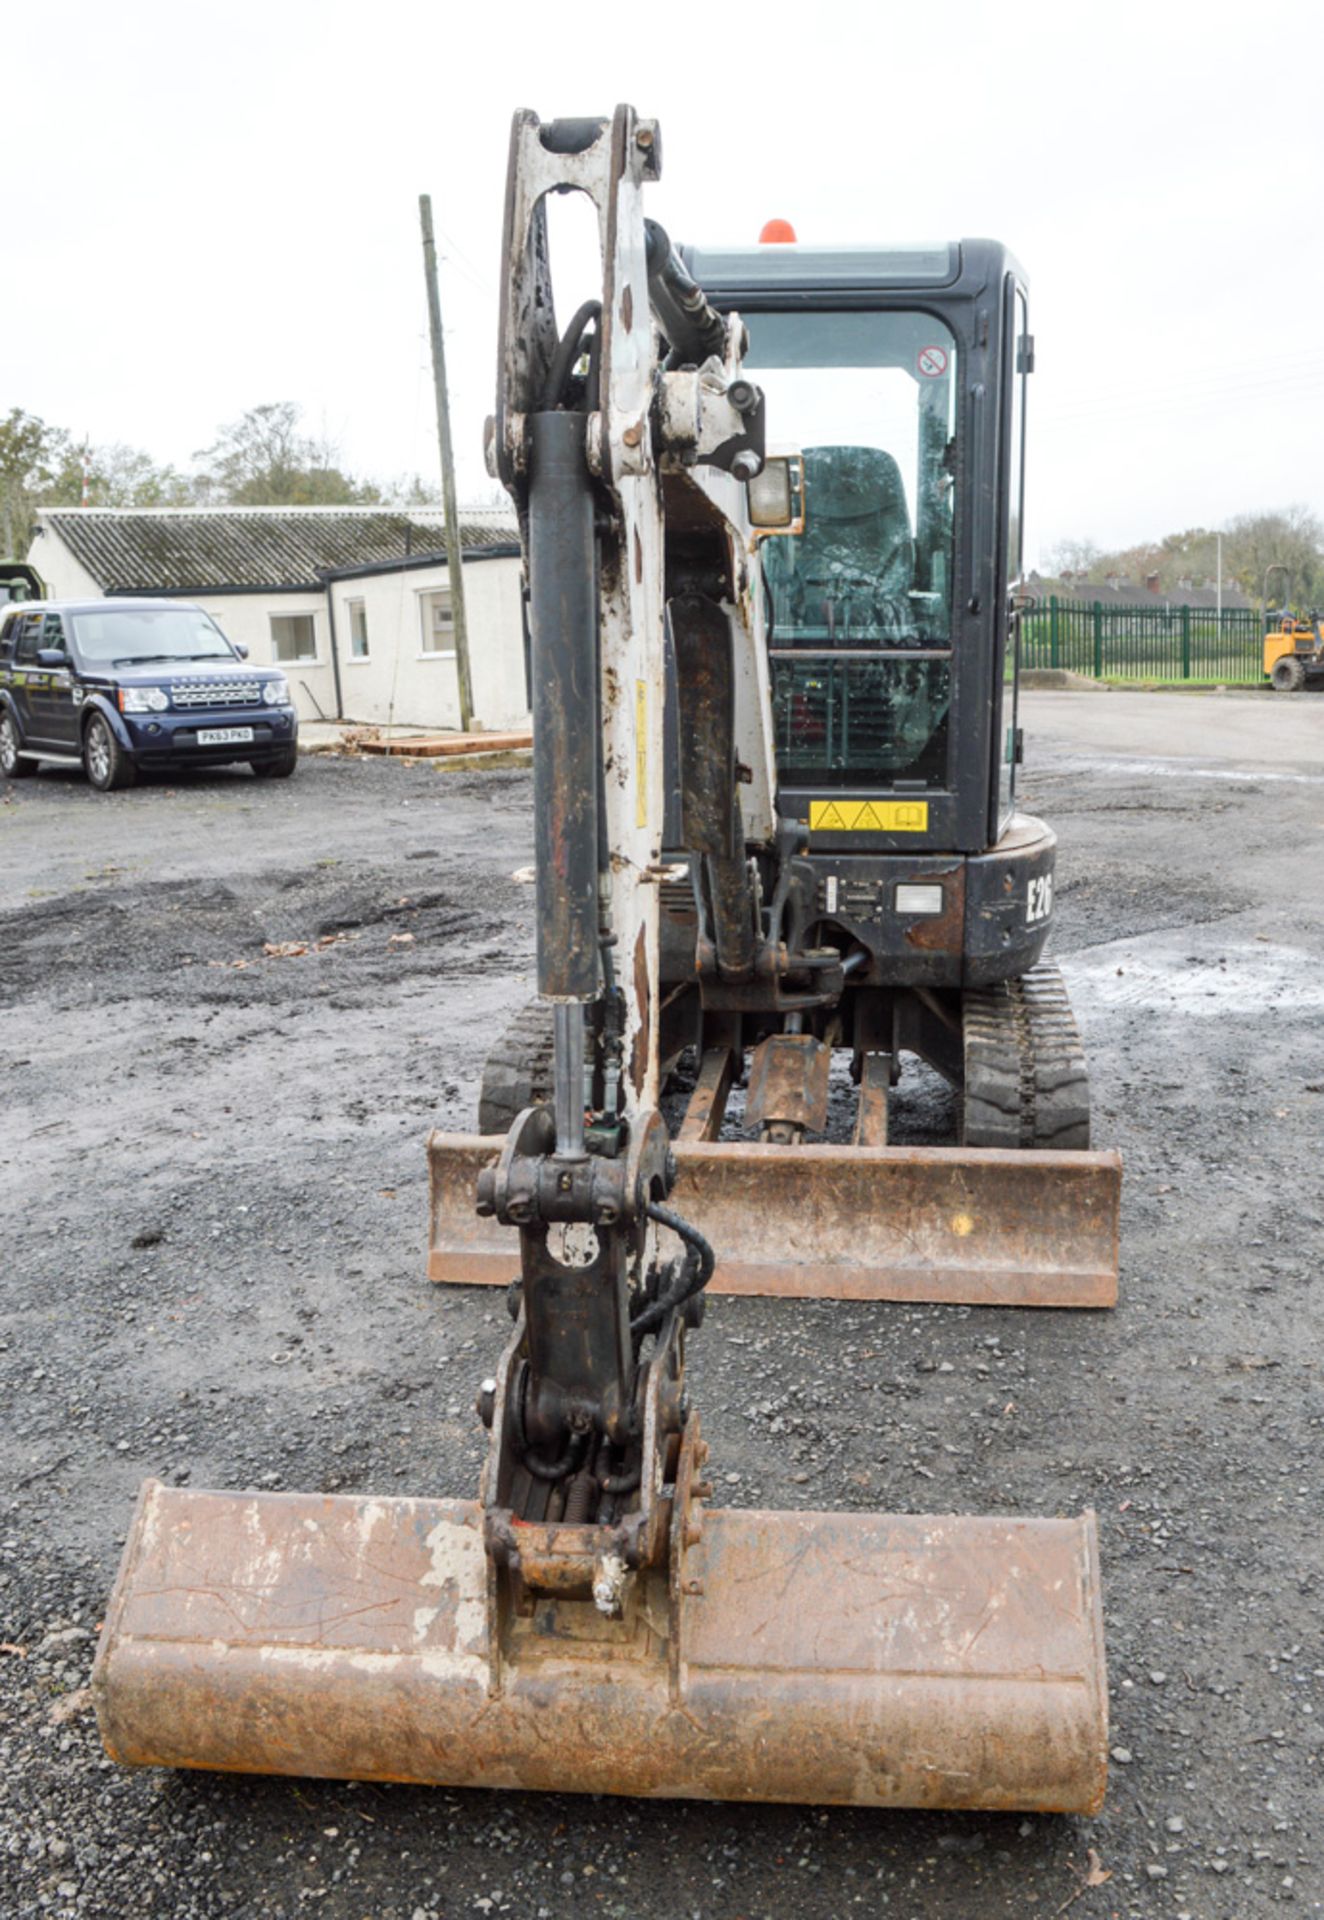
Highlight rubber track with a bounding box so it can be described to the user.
[960,963,1091,1151]
[477,1000,556,1136]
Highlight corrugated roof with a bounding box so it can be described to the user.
[39,506,518,593]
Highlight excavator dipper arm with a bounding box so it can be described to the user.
[476,106,748,1587]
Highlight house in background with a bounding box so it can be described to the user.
[1028,568,1253,612]
[29,506,527,731]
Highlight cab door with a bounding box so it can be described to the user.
[995,283,1031,833]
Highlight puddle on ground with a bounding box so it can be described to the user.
[1062,940,1324,1017]
[1060,753,1324,788]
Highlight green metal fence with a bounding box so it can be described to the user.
[1020,597,1263,683]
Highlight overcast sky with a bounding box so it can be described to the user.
[9,0,1322,566]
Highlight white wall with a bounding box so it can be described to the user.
[27,532,100,601]
[329,556,529,732]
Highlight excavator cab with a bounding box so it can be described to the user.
[0,561,44,605]
[94,111,1110,1817]
[691,247,1012,839]
[671,242,1057,1014]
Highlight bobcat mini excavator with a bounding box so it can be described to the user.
[429,153,1122,1309]
[93,108,1111,1812]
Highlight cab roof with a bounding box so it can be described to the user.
[680,238,1024,301]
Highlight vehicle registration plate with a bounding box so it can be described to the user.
[197,727,255,746]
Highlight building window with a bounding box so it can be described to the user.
[270,613,318,663]
[347,600,369,660]
[421,591,454,655]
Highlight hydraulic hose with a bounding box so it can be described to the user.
[630,1203,716,1338]
[539,300,602,410]
[513,1370,587,1483]
[643,220,728,368]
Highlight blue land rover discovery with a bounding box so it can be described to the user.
[0,598,298,790]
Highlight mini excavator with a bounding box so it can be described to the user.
[430,145,1122,1308]
[94,108,1112,1814]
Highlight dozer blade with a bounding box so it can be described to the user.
[428,1133,1121,1307]
[94,1481,1107,1812]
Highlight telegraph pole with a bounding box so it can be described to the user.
[419,194,475,733]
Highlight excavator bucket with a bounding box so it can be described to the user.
[94,1479,1107,1811]
[428,1132,1122,1308]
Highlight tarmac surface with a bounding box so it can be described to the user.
[2,689,1322,1919]
[1022,686,1323,773]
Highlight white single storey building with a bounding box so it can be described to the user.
[28,506,529,732]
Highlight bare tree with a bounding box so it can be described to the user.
[49,441,196,509]
[1223,505,1324,608]
[1,409,71,553]
[194,402,376,506]
[1043,536,1105,581]
[377,473,443,508]
[3,401,501,547]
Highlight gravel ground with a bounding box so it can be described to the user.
[2,703,1321,1920]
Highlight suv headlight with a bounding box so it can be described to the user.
[118,686,169,714]
[262,677,290,707]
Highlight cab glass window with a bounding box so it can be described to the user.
[1006,289,1028,588]
[41,614,67,652]
[742,307,957,789]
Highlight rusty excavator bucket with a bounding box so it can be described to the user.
[95,1463,1106,1811]
[429,1130,1122,1309]
[93,107,1110,1819]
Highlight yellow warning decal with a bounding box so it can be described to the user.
[635,680,648,829]
[809,799,929,833]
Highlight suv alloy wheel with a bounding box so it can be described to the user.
[0,709,34,778]
[82,713,138,791]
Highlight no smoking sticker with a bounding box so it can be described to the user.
[917,345,948,378]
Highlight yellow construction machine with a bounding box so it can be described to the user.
[93,108,1115,1814]
[1264,612,1324,690]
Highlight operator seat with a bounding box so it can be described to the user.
[764,445,917,646]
